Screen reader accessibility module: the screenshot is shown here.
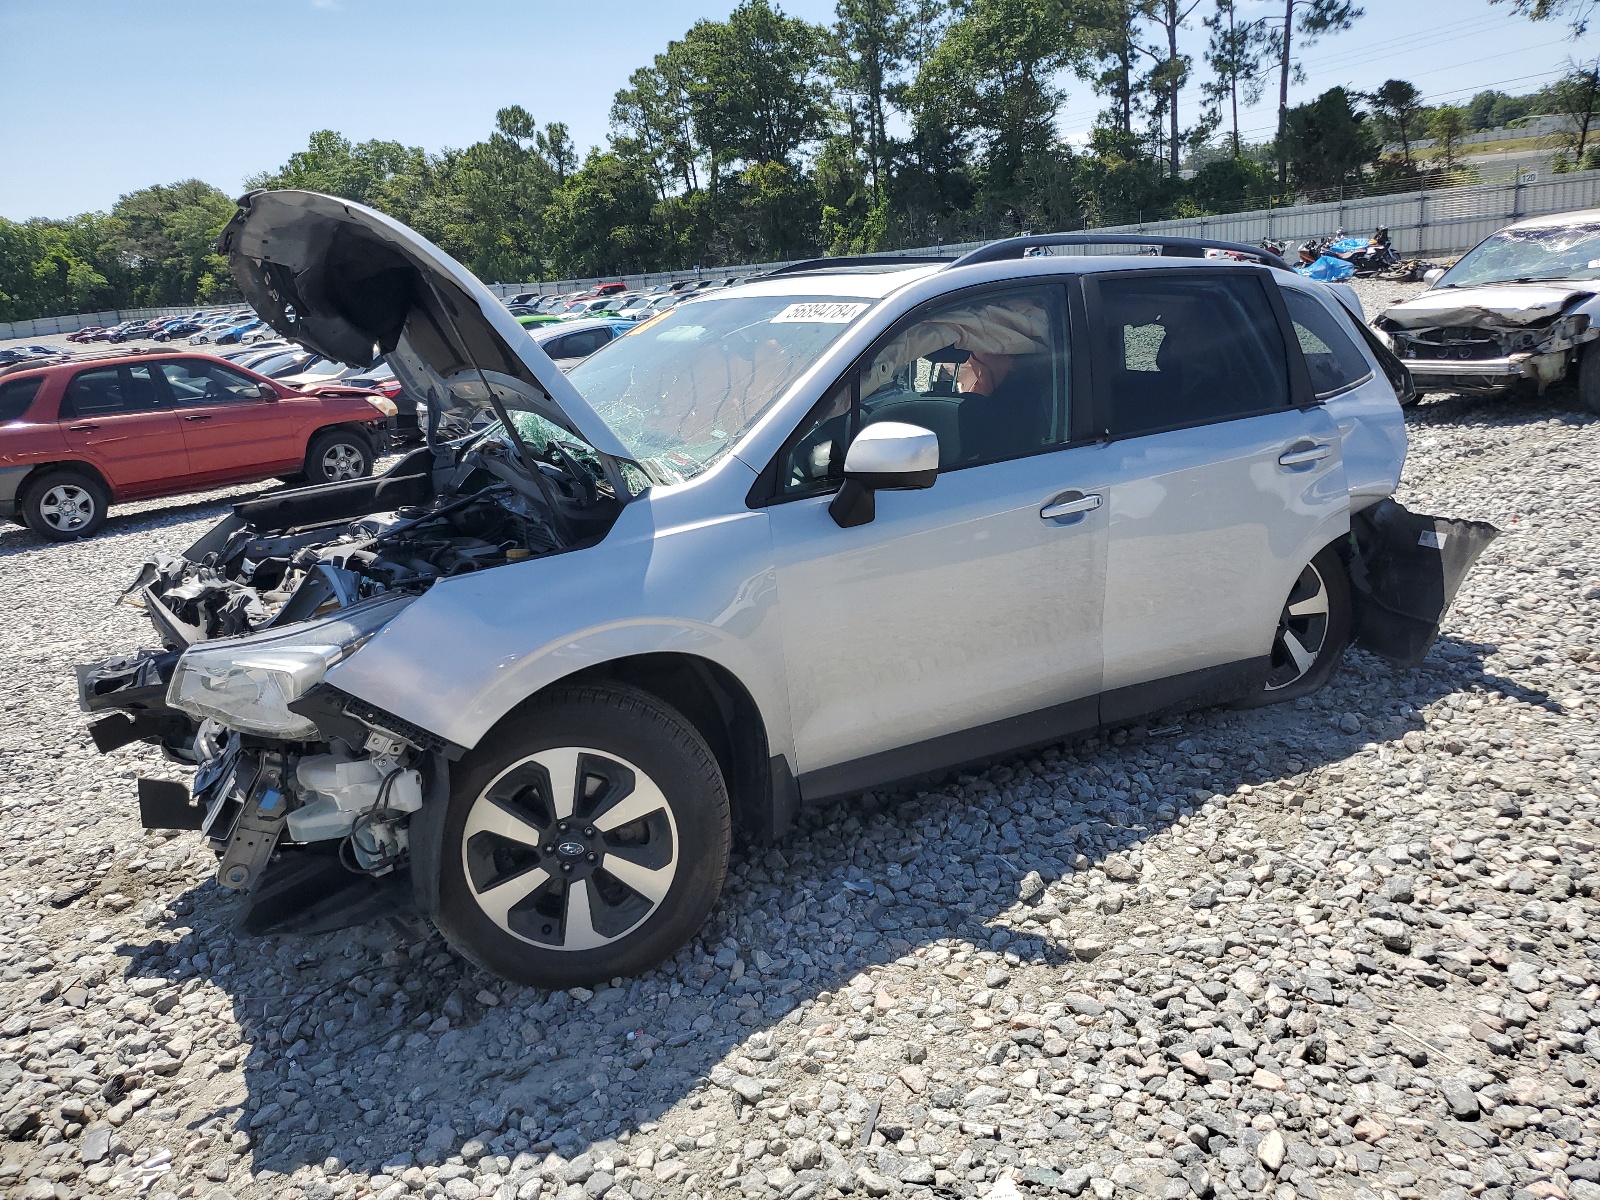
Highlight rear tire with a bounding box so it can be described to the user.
[433,685,731,988]
[1234,544,1351,708]
[1579,343,1600,416]
[20,470,108,541]
[303,429,373,484]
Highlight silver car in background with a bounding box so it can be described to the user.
[76,192,1494,987]
[1375,208,1600,411]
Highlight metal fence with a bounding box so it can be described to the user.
[12,168,1600,338]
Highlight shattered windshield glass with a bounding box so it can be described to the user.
[1440,224,1600,287]
[564,293,873,483]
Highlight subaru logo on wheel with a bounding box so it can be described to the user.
[557,840,586,858]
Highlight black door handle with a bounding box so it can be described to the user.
[183,414,213,422]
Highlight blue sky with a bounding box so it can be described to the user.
[0,0,1590,221]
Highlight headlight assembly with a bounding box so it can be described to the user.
[166,594,414,738]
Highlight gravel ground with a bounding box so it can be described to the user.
[4,278,1600,1200]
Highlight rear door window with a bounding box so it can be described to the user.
[1282,289,1373,398]
[61,365,161,417]
[1092,271,1290,438]
[0,377,44,423]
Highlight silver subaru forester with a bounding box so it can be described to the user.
[77,191,1494,986]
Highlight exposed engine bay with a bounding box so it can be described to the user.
[75,430,624,935]
[1374,284,1600,394]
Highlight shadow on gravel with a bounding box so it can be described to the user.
[1406,384,1598,430]
[96,628,1544,1184]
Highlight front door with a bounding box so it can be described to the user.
[1084,268,1350,715]
[155,358,302,479]
[764,282,1107,794]
[57,363,188,492]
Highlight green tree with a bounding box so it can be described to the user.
[1203,0,1270,158]
[1281,86,1377,191]
[1369,79,1424,167]
[246,130,428,212]
[1428,105,1469,170]
[109,180,236,307]
[1544,62,1600,164]
[541,150,662,278]
[831,0,915,201]
[1265,0,1362,185]
[914,0,1082,199]
[1083,0,1154,138]
[1489,0,1600,38]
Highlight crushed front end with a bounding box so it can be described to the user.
[76,435,621,936]
[1375,285,1599,395]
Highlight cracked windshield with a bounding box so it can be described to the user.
[1441,223,1600,286]
[566,294,871,482]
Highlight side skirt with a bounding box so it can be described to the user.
[794,657,1268,806]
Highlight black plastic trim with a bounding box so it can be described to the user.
[799,657,1269,803]
[949,233,1292,272]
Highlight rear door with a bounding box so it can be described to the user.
[1084,267,1349,716]
[155,358,303,478]
[58,363,188,492]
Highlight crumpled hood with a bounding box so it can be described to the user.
[1380,283,1594,329]
[218,189,632,459]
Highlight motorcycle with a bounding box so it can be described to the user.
[1328,227,1402,277]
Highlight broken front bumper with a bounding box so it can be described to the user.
[1404,351,1569,393]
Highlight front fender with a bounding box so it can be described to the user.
[324,483,795,761]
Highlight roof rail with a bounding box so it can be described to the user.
[762,254,956,277]
[948,233,1291,272]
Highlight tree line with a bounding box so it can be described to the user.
[2,0,1593,322]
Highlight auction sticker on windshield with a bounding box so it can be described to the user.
[771,302,870,323]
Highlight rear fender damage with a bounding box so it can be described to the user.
[1346,499,1499,668]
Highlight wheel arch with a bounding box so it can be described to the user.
[507,652,795,844]
[17,460,114,501]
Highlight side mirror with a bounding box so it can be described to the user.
[256,383,279,400]
[1423,267,1445,287]
[828,421,939,529]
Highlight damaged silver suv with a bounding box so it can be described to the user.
[77,191,1495,987]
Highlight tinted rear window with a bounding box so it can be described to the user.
[0,377,43,423]
[1282,289,1373,398]
[1097,272,1289,437]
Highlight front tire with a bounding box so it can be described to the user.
[303,429,373,484]
[20,470,108,541]
[434,685,731,988]
[1235,544,1351,708]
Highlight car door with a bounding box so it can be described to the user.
[155,358,303,478]
[763,282,1108,794]
[1084,267,1349,718]
[57,363,188,492]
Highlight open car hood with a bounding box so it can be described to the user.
[1381,283,1595,329]
[218,189,633,460]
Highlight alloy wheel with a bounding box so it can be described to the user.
[37,484,96,533]
[320,443,366,480]
[1264,561,1331,691]
[460,747,679,951]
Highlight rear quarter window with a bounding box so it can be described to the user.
[0,376,44,423]
[1282,289,1374,398]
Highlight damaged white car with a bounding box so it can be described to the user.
[1374,208,1600,411]
[77,193,1496,987]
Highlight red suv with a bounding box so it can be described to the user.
[0,349,394,541]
